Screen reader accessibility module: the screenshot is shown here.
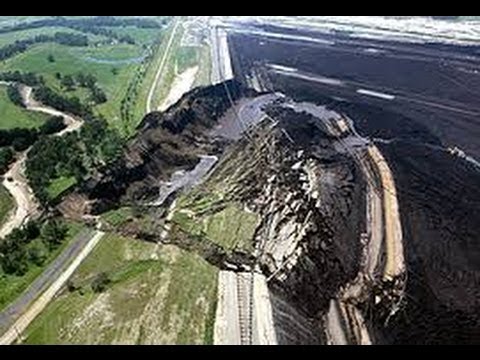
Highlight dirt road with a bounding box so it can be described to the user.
[0,153,39,239]
[367,145,405,280]
[22,86,83,136]
[0,86,83,240]
[159,66,198,111]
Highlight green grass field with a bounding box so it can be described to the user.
[0,44,138,131]
[0,222,83,313]
[0,85,49,129]
[0,184,13,228]
[46,176,77,201]
[100,207,133,227]
[23,233,218,344]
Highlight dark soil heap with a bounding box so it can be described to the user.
[63,80,247,215]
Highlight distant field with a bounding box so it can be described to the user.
[0,85,49,129]
[0,222,83,313]
[23,233,218,344]
[107,26,163,46]
[76,44,144,61]
[0,184,13,228]
[0,17,49,29]
[0,43,138,134]
[0,24,165,136]
[0,26,107,48]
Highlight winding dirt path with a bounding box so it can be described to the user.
[0,153,38,239]
[21,86,83,136]
[0,85,83,240]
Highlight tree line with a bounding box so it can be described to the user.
[0,32,88,61]
[0,17,167,45]
[0,71,43,87]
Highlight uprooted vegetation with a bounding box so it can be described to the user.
[59,80,248,217]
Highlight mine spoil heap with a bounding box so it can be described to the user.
[206,104,367,344]
[58,80,425,344]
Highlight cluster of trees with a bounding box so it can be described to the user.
[0,32,88,61]
[25,132,83,203]
[0,147,14,174]
[6,84,23,107]
[60,72,107,104]
[0,116,66,152]
[33,85,94,120]
[0,219,68,276]
[0,128,37,152]
[0,71,43,87]
[25,119,123,203]
[50,32,88,46]
[39,115,65,134]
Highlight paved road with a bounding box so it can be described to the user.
[214,271,241,345]
[0,228,102,340]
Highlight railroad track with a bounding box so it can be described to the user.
[236,272,254,345]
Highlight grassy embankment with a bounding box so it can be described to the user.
[172,188,258,254]
[23,233,218,344]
